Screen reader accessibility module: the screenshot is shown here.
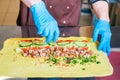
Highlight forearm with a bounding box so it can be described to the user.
[92,1,110,22]
[21,0,42,8]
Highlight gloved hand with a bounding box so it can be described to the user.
[93,19,112,55]
[30,1,60,43]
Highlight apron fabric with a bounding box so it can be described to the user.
[17,0,81,37]
[20,26,79,37]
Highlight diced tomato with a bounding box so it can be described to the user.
[31,47,38,50]
[54,46,60,51]
[20,40,32,42]
[82,40,88,42]
[66,40,73,43]
[34,38,43,42]
[68,46,75,50]
[56,40,63,43]
[31,55,37,58]
[82,47,88,50]
[22,47,38,51]
[21,48,29,52]
[22,48,28,51]
[45,46,50,49]
[38,46,44,49]
[57,40,73,43]
[55,55,59,58]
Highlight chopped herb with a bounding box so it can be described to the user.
[80,61,85,65]
[83,58,90,63]
[46,61,49,63]
[63,57,69,60]
[96,61,101,64]
[82,68,86,70]
[49,64,52,67]
[72,59,78,64]
[64,57,71,64]
[91,55,97,59]
[90,56,97,62]
[66,61,71,64]
[51,57,57,64]
[78,56,82,60]
[79,55,98,65]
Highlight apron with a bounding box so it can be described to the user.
[17,0,81,37]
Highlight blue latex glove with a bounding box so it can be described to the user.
[30,1,60,43]
[93,19,112,55]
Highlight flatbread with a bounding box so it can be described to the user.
[0,37,113,78]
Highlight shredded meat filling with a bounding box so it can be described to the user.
[21,46,93,58]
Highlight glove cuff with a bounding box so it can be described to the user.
[30,1,46,12]
[98,19,109,23]
[30,1,47,24]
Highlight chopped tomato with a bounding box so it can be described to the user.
[34,38,43,42]
[56,40,63,43]
[30,47,38,50]
[57,40,73,43]
[55,55,59,58]
[82,40,88,42]
[22,47,38,51]
[38,46,44,49]
[45,46,50,49]
[82,47,88,50]
[20,40,32,42]
[22,48,28,51]
[66,40,73,43]
[68,46,75,50]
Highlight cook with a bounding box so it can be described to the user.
[17,0,112,80]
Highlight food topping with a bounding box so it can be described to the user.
[21,46,92,58]
[17,39,100,66]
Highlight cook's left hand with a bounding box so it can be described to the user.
[93,19,112,55]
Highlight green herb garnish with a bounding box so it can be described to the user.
[82,68,86,70]
[96,61,101,64]
[90,56,97,62]
[51,57,57,64]
[83,58,90,63]
[72,59,78,64]
[80,61,85,65]
[64,57,71,64]
[49,64,52,67]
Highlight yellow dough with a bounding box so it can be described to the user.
[0,37,113,78]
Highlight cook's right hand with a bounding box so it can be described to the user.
[30,1,60,43]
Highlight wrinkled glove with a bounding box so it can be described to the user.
[93,19,112,55]
[30,1,60,43]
